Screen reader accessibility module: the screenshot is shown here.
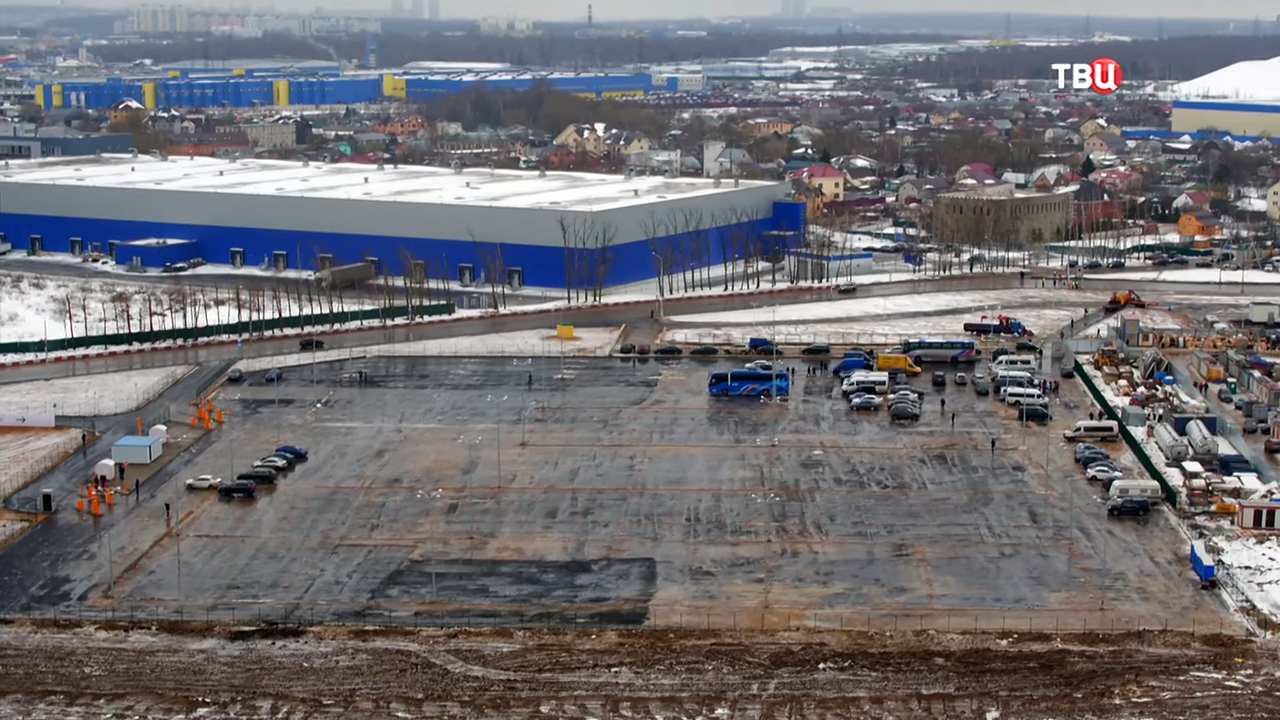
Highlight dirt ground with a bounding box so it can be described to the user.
[0,621,1276,719]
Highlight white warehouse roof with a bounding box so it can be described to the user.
[0,155,778,212]
[1168,56,1280,101]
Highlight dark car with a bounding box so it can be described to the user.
[264,368,283,383]
[238,468,277,484]
[1060,366,1075,378]
[1152,257,1170,266]
[1078,452,1111,468]
[1244,419,1260,434]
[1196,260,1213,268]
[1083,260,1103,270]
[989,347,1012,362]
[1170,256,1189,265]
[275,445,308,460]
[1018,405,1052,423]
[161,262,190,273]
[1067,259,1080,268]
[837,283,859,295]
[618,343,636,354]
[1107,497,1152,517]
[1015,340,1039,353]
[1108,260,1126,269]
[299,338,325,350]
[973,377,991,396]
[801,344,831,356]
[218,480,256,498]
[1265,438,1280,454]
[654,345,683,356]
[1217,387,1233,403]
[755,345,783,356]
[932,371,947,387]
[690,346,719,356]
[227,368,244,383]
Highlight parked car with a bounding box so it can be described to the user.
[1074,444,1101,461]
[891,389,924,401]
[264,368,283,383]
[1060,366,1075,379]
[1266,438,1280,454]
[1152,257,1170,267]
[954,373,968,386]
[227,368,244,383]
[1244,419,1260,434]
[802,343,831,356]
[973,377,990,396]
[1217,387,1233,403]
[1195,260,1213,268]
[299,338,325,350]
[1083,260,1103,270]
[161,262,190,274]
[275,445,308,460]
[989,348,1012,362]
[836,283,859,295]
[745,360,774,371]
[1015,340,1039,353]
[1086,459,1119,472]
[1170,256,1189,265]
[932,371,947,387]
[1108,260,1126,269]
[754,345,783,356]
[690,346,719,356]
[618,343,636,354]
[264,452,296,467]
[1018,405,1052,424]
[218,480,256,499]
[890,404,920,421]
[653,345,683,356]
[849,393,882,410]
[1234,396,1250,410]
[1086,465,1124,482]
[636,344,652,356]
[254,456,291,470]
[1077,451,1111,467]
[238,468,277,484]
[1106,497,1152,517]
[184,474,223,490]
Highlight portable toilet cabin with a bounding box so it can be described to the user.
[92,458,115,480]
[1190,541,1218,589]
[148,424,168,446]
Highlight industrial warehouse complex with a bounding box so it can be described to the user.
[0,155,800,286]
[1170,100,1280,139]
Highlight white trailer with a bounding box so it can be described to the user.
[111,435,162,465]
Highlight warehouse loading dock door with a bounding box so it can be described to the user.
[107,241,117,262]
[28,235,42,253]
[69,237,82,257]
[507,268,524,289]
[458,263,475,286]
[272,251,288,271]
[230,248,245,268]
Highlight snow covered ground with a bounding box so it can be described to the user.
[1217,535,1280,624]
[665,289,1110,327]
[233,327,623,373]
[0,366,194,417]
[0,428,81,501]
[0,271,373,344]
[666,306,1091,347]
[1105,268,1280,285]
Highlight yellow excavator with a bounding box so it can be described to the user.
[1094,344,1122,368]
[1104,290,1156,313]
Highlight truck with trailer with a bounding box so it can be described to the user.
[963,315,1030,337]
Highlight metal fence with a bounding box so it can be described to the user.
[2,605,1258,636]
[0,433,81,502]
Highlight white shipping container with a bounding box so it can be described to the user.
[111,435,162,465]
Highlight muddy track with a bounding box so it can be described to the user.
[0,622,1277,718]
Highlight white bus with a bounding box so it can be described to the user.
[898,339,980,365]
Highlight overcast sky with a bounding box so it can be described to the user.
[3,0,1278,21]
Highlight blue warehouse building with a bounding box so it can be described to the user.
[33,70,669,111]
[0,155,805,289]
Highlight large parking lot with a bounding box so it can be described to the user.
[55,354,1238,630]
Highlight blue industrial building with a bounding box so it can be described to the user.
[0,155,804,289]
[33,70,672,111]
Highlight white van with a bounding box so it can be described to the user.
[1108,479,1162,500]
[994,370,1035,388]
[991,355,1037,372]
[1004,387,1047,406]
[842,371,890,395]
[1063,420,1121,442]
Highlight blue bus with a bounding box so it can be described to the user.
[707,370,791,397]
[899,339,980,365]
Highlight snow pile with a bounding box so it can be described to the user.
[1106,267,1280,285]
[0,366,195,416]
[1168,56,1280,101]
[234,327,622,372]
[1216,535,1280,624]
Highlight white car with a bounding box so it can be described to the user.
[1086,466,1124,482]
[184,474,223,490]
[254,457,290,470]
[744,360,774,371]
[848,393,882,410]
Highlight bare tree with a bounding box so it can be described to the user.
[590,221,617,302]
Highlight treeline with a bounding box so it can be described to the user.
[408,84,670,137]
[887,37,1280,84]
[91,31,950,69]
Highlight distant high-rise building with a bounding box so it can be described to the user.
[130,4,189,34]
[391,0,405,16]
[781,0,806,18]
[410,0,425,18]
[428,0,440,20]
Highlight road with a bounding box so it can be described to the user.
[0,273,1029,384]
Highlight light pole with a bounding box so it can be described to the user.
[650,251,664,320]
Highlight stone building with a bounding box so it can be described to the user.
[932,185,1073,247]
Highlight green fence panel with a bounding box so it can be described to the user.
[1073,358,1179,509]
[0,303,455,356]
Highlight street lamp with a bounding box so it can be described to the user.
[650,251,664,320]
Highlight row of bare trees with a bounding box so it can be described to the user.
[638,205,775,297]
[556,216,618,304]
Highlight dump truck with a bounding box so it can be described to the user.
[963,315,1030,337]
[1104,290,1156,313]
